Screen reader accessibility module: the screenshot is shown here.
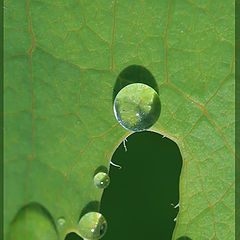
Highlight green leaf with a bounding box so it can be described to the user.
[4,0,234,239]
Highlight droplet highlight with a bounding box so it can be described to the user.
[78,212,107,240]
[113,83,161,132]
[94,172,110,189]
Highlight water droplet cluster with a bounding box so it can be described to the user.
[77,172,110,239]
[76,83,161,239]
[60,84,160,240]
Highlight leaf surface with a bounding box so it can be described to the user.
[4,0,235,239]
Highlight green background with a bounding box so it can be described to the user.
[101,131,182,240]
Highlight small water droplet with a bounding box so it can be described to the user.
[57,217,66,226]
[94,172,110,189]
[78,212,107,240]
[76,120,81,125]
[113,83,161,132]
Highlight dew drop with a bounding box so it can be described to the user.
[94,172,110,189]
[76,120,81,125]
[113,83,161,132]
[78,212,107,240]
[57,217,66,227]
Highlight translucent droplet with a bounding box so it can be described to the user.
[113,83,161,132]
[94,172,110,189]
[78,212,107,240]
[57,217,66,227]
[8,203,58,240]
[76,120,81,125]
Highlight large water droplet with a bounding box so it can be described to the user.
[78,212,107,240]
[113,83,161,132]
[94,172,110,189]
[8,202,58,240]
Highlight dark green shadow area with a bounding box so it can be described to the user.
[100,131,182,240]
[176,237,192,240]
[78,201,100,221]
[112,65,159,103]
[65,232,82,240]
[93,166,108,177]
